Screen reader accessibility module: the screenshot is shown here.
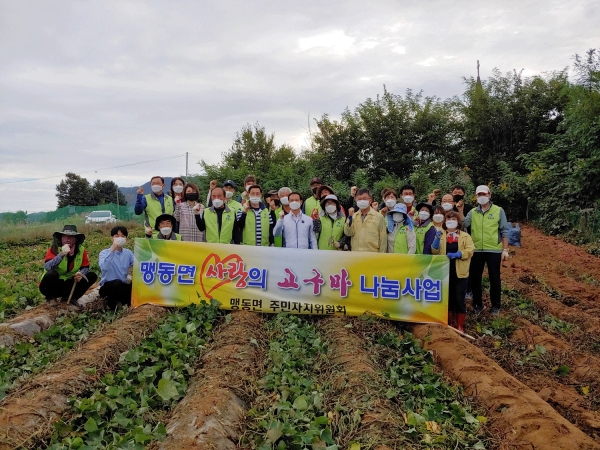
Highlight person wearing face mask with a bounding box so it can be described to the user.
[221,180,242,211]
[195,187,239,244]
[98,226,134,309]
[146,214,181,240]
[399,184,417,219]
[170,177,185,202]
[265,190,281,225]
[385,203,416,254]
[39,225,97,304]
[431,211,475,332]
[273,192,318,249]
[237,185,274,246]
[174,183,205,242]
[463,185,510,316]
[273,187,293,247]
[432,206,446,231]
[135,176,174,236]
[240,174,258,204]
[414,202,436,254]
[312,194,348,250]
[302,177,323,216]
[378,188,398,216]
[429,185,472,221]
[344,188,387,253]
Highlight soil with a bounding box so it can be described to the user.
[318,316,407,448]
[410,323,600,449]
[0,304,166,450]
[157,311,267,450]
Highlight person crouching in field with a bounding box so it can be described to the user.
[39,225,97,305]
[431,211,475,332]
[99,226,134,308]
[145,214,182,240]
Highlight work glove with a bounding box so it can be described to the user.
[502,249,509,261]
[447,251,462,260]
[145,226,153,236]
[61,244,70,255]
[279,211,285,220]
[432,231,442,250]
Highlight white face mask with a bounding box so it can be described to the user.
[325,204,337,214]
[151,185,163,194]
[160,227,172,236]
[392,213,404,223]
[441,202,453,211]
[433,214,444,223]
[212,199,224,208]
[477,196,490,205]
[289,201,301,211]
[249,196,261,205]
[280,196,289,205]
[403,195,414,204]
[246,185,253,192]
[173,185,184,193]
[356,200,370,210]
[446,220,458,230]
[114,237,126,246]
[385,198,397,208]
[418,211,430,221]
[225,190,233,199]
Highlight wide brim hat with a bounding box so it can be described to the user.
[316,185,335,198]
[155,214,177,231]
[320,194,341,210]
[416,202,434,216]
[53,225,85,243]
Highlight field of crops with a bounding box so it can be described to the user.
[1,223,600,449]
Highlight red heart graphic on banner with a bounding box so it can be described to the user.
[199,252,244,299]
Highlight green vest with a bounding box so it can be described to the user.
[227,199,243,214]
[152,231,182,241]
[42,246,85,281]
[318,215,345,250]
[415,222,433,254]
[273,206,285,247]
[304,196,322,216]
[470,204,503,251]
[243,207,270,246]
[393,226,409,254]
[144,194,174,228]
[205,207,236,244]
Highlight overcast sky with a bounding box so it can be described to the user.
[0,0,597,213]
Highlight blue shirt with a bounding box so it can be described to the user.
[99,247,134,286]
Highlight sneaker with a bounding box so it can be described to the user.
[490,307,500,316]
[474,304,486,316]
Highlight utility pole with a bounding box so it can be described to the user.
[185,152,189,181]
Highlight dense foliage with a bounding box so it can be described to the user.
[198,49,600,240]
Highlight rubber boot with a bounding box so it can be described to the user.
[456,313,466,333]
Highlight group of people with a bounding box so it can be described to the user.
[39,174,511,331]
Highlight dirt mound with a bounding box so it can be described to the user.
[0,304,166,450]
[411,323,600,450]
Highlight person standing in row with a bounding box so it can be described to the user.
[174,182,205,242]
[431,211,475,331]
[399,184,417,219]
[238,185,274,246]
[414,202,436,255]
[135,176,174,236]
[303,177,323,215]
[344,188,387,253]
[195,187,239,244]
[313,194,346,250]
[385,203,416,254]
[99,226,134,309]
[463,185,510,315]
[273,192,317,249]
[39,225,97,304]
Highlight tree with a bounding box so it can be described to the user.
[92,180,127,206]
[0,211,27,224]
[56,173,94,208]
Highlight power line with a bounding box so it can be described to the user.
[0,154,187,185]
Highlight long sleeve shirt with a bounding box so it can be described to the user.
[344,208,387,253]
[44,248,90,275]
[134,192,166,215]
[273,212,318,249]
[99,247,134,286]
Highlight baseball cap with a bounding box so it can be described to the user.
[310,177,323,186]
[223,180,236,188]
[475,185,491,194]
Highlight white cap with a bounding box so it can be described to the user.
[475,185,491,194]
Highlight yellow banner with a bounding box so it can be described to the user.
[132,239,449,324]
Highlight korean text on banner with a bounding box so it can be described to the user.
[132,238,449,324]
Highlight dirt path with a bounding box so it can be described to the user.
[411,323,600,450]
[0,304,166,450]
[318,316,406,448]
[157,311,267,450]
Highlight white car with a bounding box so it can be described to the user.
[85,210,117,224]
